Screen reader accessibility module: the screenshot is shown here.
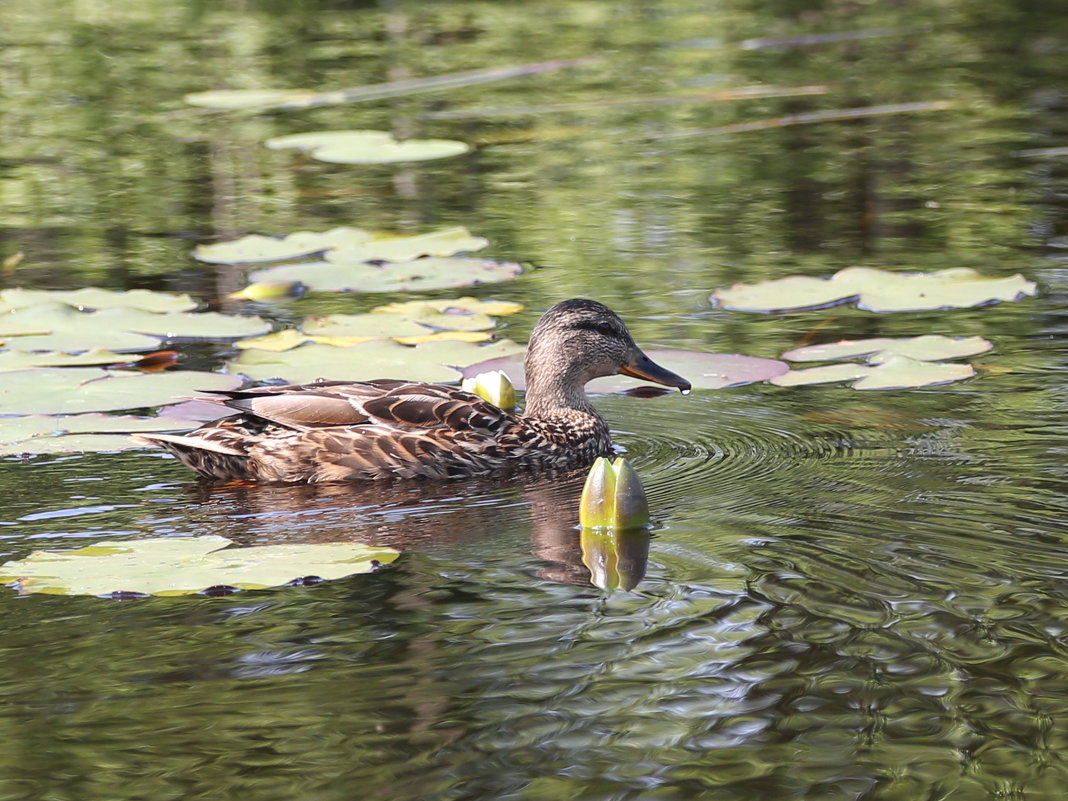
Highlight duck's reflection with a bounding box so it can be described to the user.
[186,469,649,591]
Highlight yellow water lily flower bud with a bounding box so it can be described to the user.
[228,280,303,302]
[461,369,517,412]
[579,457,650,530]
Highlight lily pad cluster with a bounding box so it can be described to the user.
[197,226,520,294]
[711,267,1037,313]
[229,297,526,384]
[0,535,399,597]
[771,335,992,390]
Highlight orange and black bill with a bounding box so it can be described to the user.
[619,350,691,392]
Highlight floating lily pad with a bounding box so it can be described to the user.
[184,89,321,109]
[0,348,133,372]
[0,368,241,415]
[326,227,488,264]
[193,227,373,264]
[228,339,524,384]
[783,335,993,364]
[0,288,196,313]
[249,257,522,293]
[0,304,269,352]
[460,350,788,393]
[711,267,1038,313]
[266,129,470,164]
[770,355,975,390]
[373,297,523,317]
[0,535,399,596]
[0,413,201,456]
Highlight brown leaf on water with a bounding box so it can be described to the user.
[108,350,180,372]
[2,252,23,275]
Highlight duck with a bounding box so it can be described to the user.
[132,299,691,483]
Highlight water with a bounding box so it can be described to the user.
[2,1,1068,798]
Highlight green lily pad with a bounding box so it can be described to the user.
[0,304,269,352]
[770,355,975,390]
[783,335,993,364]
[193,227,373,264]
[0,535,399,596]
[184,89,320,109]
[0,368,242,415]
[266,129,470,164]
[0,349,132,372]
[461,350,788,392]
[373,297,523,317]
[228,339,524,384]
[325,227,488,264]
[0,288,196,313]
[710,267,1038,313]
[249,257,522,293]
[0,413,201,456]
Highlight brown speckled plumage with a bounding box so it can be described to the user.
[132,299,690,483]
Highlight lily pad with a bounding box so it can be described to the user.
[0,535,399,596]
[193,227,373,264]
[228,339,524,384]
[325,227,488,264]
[782,335,993,364]
[770,355,974,390]
[0,304,269,352]
[0,348,133,372]
[249,257,522,293]
[0,368,242,415]
[184,89,321,109]
[266,129,470,164]
[711,267,1038,313]
[373,297,523,317]
[460,350,788,392]
[0,288,196,313]
[0,413,201,456]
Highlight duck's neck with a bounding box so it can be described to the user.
[523,354,602,422]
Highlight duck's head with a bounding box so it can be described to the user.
[524,299,691,415]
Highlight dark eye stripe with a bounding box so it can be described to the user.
[572,321,617,336]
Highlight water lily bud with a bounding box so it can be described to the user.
[228,280,303,301]
[461,369,516,411]
[579,457,650,530]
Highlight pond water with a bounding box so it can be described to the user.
[2,0,1068,798]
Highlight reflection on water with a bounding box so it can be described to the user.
[1,0,1068,798]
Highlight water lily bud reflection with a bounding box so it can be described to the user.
[461,369,517,411]
[579,457,650,530]
[580,528,649,592]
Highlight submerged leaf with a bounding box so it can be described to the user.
[249,257,521,293]
[711,267,1037,313]
[184,89,321,109]
[783,335,993,363]
[266,129,470,164]
[0,536,399,596]
[0,368,241,415]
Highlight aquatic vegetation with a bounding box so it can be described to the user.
[711,267,1037,313]
[266,130,470,164]
[0,288,196,313]
[249,256,521,294]
[772,334,991,389]
[0,536,398,596]
[461,369,517,412]
[0,413,200,455]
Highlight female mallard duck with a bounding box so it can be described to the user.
[133,299,690,482]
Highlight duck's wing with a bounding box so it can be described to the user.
[204,379,512,434]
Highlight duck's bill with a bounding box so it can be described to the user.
[620,352,692,393]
